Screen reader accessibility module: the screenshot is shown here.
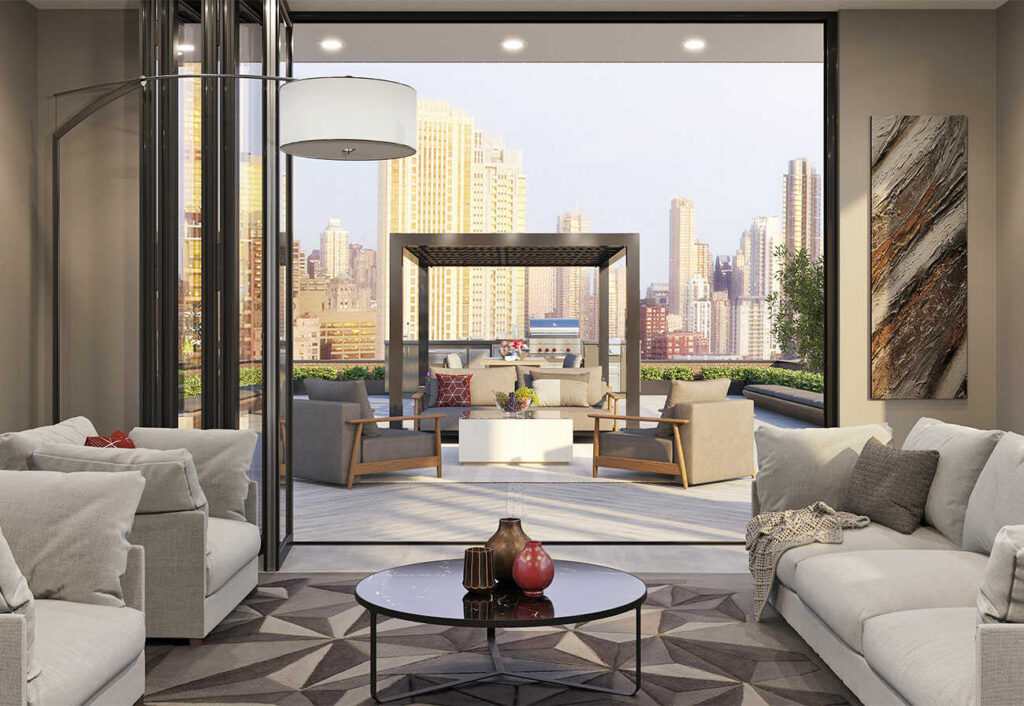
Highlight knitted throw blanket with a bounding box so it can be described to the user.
[746,502,869,621]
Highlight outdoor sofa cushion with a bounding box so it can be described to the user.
[428,366,516,407]
[964,431,1024,554]
[522,367,605,406]
[902,416,1003,546]
[30,443,208,514]
[0,470,144,607]
[533,378,588,407]
[978,525,1024,623]
[861,607,977,706]
[206,517,261,597]
[775,523,955,588]
[129,427,257,523]
[742,384,824,409]
[305,379,380,437]
[0,416,97,470]
[599,428,674,464]
[361,429,436,463]
[29,599,144,706]
[657,378,730,437]
[753,423,893,514]
[793,549,987,653]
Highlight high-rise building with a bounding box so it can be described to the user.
[668,197,696,319]
[783,158,822,262]
[320,218,350,280]
[731,297,772,359]
[650,332,708,359]
[378,99,527,353]
[645,282,670,307]
[711,290,732,355]
[608,266,627,340]
[554,210,591,322]
[526,268,557,323]
[687,275,712,345]
[640,299,667,359]
[292,243,308,290]
[712,256,733,295]
[293,314,320,361]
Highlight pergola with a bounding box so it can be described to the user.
[388,232,641,426]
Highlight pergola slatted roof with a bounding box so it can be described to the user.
[404,243,624,268]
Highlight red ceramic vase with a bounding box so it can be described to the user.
[512,541,555,597]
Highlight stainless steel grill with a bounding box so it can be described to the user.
[527,319,582,361]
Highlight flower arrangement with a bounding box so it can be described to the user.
[498,339,528,360]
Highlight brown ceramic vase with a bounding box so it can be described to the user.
[485,517,531,583]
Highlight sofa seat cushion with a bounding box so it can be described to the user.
[545,407,614,431]
[206,518,261,597]
[777,524,955,588]
[418,407,470,431]
[862,607,977,706]
[793,549,987,652]
[361,429,436,464]
[29,600,144,706]
[599,429,673,464]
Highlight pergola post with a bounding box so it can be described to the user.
[388,238,404,425]
[418,260,429,389]
[598,261,610,391]
[625,234,641,424]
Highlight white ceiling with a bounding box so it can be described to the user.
[24,0,1010,9]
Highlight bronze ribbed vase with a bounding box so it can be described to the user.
[485,517,531,583]
[462,547,496,593]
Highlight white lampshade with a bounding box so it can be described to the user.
[279,76,417,161]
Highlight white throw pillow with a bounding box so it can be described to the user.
[0,527,39,681]
[978,525,1024,623]
[30,443,208,514]
[902,417,1003,546]
[0,417,97,470]
[754,423,893,514]
[129,427,256,522]
[964,433,1024,554]
[0,470,144,607]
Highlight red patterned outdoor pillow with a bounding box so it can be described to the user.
[84,430,136,449]
[435,373,472,407]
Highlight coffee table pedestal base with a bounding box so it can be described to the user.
[368,608,642,703]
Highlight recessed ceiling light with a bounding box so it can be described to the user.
[320,38,344,52]
[176,43,194,53]
[682,37,707,52]
[501,37,526,53]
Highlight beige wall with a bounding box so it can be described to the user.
[0,1,38,432]
[837,10,998,443]
[35,10,140,432]
[997,0,1024,433]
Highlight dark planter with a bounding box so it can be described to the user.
[293,379,306,397]
[727,380,747,396]
[641,380,671,396]
[365,379,385,395]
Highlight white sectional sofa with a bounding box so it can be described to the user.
[754,419,1024,705]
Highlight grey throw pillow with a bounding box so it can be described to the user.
[978,525,1024,623]
[754,423,894,513]
[841,438,939,534]
[305,379,380,437]
[562,353,582,368]
[964,432,1024,554]
[29,443,207,514]
[0,417,98,470]
[0,470,145,607]
[129,427,256,522]
[656,379,730,437]
[444,352,464,369]
[902,417,1003,545]
[0,527,39,681]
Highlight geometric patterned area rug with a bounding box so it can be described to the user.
[144,572,857,705]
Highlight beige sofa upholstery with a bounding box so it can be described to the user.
[0,545,145,706]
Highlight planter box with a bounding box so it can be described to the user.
[641,380,671,395]
[365,379,385,395]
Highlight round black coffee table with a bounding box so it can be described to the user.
[355,559,647,703]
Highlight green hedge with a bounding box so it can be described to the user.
[699,366,824,393]
[180,364,386,397]
[639,365,696,381]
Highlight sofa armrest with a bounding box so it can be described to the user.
[0,614,26,706]
[293,399,360,485]
[673,399,755,485]
[244,480,258,526]
[977,622,1024,705]
[122,544,145,613]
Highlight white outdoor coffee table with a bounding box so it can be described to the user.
[458,409,574,463]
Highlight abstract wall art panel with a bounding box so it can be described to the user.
[870,115,967,399]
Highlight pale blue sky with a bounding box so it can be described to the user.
[292,62,823,289]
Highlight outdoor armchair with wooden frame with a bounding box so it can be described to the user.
[589,413,691,488]
[345,413,445,489]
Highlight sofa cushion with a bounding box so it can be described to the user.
[840,438,939,534]
[305,379,380,438]
[527,367,605,407]
[0,417,97,470]
[361,429,436,463]
[903,417,1003,545]
[418,407,470,431]
[0,528,39,681]
[30,443,208,514]
[29,600,144,706]
[964,432,1024,554]
[793,549,986,652]
[776,524,954,588]
[599,429,674,464]
[656,379,730,438]
[0,471,144,608]
[129,427,256,523]
[533,378,589,407]
[978,525,1024,623]
[862,607,977,706]
[206,517,261,597]
[754,423,893,513]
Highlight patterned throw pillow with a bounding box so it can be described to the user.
[841,438,939,534]
[435,373,472,407]
[85,430,136,449]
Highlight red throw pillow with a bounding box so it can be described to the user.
[84,431,136,449]
[435,373,472,407]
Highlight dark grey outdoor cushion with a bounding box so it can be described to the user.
[599,428,674,464]
[841,438,939,534]
[361,429,436,463]
[305,379,380,437]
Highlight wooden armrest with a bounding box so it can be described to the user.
[411,390,425,400]
[347,414,445,424]
[588,413,689,425]
[606,390,624,399]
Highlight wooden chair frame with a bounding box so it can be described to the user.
[346,414,445,489]
[589,413,691,488]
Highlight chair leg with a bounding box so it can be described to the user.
[592,423,600,478]
[672,425,689,489]
[435,427,442,478]
[348,425,363,489]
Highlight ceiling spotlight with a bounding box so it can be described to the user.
[501,37,526,53]
[320,38,344,51]
[682,37,707,52]
[175,43,194,54]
